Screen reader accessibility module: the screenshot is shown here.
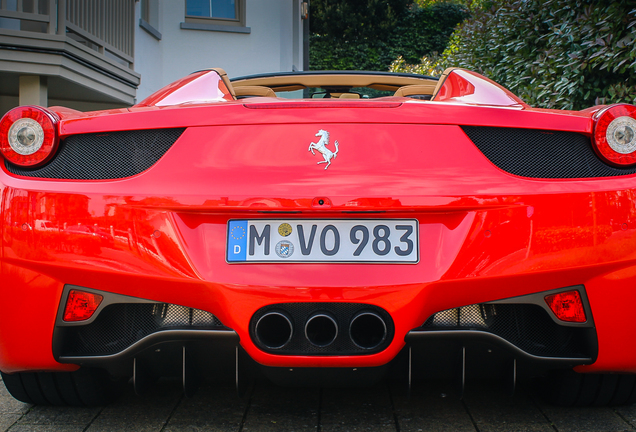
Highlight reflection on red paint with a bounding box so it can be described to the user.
[435,72,475,100]
[138,70,232,106]
[434,68,528,107]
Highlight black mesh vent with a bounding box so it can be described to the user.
[5,128,185,180]
[421,303,590,358]
[462,126,636,179]
[250,303,394,356]
[60,303,225,356]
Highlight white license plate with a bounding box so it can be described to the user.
[227,219,419,263]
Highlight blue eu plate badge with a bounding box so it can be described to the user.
[227,220,248,262]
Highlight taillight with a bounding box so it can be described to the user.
[63,290,103,322]
[0,106,59,167]
[544,290,587,323]
[593,104,636,167]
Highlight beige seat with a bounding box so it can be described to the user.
[234,85,277,98]
[393,84,437,98]
[339,93,360,99]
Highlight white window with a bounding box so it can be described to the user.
[184,0,246,29]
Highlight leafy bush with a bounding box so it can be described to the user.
[390,51,447,76]
[391,0,636,110]
[310,2,468,72]
[311,0,411,41]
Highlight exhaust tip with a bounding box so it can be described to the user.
[349,311,387,350]
[255,311,293,349]
[305,313,338,347]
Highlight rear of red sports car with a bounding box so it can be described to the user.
[2,68,636,407]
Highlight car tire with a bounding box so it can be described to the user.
[543,370,636,406]
[1,368,126,406]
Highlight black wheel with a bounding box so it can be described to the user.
[1,368,126,406]
[542,369,636,406]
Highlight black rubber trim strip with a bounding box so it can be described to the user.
[57,329,239,364]
[405,329,592,365]
[230,70,438,82]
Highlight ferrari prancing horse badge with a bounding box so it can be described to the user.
[308,129,339,170]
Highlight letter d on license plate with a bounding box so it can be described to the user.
[227,219,418,263]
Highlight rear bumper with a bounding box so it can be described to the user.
[3,123,636,375]
[43,285,597,387]
[3,190,636,374]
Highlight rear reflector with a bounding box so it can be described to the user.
[63,290,103,322]
[544,290,586,323]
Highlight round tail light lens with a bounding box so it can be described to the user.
[0,106,59,167]
[593,104,636,167]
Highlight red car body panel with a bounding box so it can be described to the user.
[1,69,636,379]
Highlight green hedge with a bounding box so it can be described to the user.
[391,0,636,110]
[310,2,469,72]
[310,0,411,41]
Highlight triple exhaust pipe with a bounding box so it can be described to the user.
[255,309,388,351]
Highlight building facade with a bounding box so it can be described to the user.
[0,0,307,115]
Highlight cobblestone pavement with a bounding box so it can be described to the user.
[2,374,636,431]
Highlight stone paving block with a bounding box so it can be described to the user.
[463,382,554,432]
[87,379,182,432]
[392,381,476,432]
[163,382,247,431]
[0,413,22,432]
[535,385,633,432]
[539,404,632,432]
[0,382,30,415]
[320,385,396,432]
[8,426,86,432]
[615,405,636,429]
[3,377,636,431]
[242,384,318,431]
[16,405,101,426]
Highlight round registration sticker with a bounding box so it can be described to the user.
[278,223,292,237]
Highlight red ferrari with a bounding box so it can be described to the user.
[2,67,636,407]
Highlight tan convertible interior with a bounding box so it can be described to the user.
[230,71,440,100]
